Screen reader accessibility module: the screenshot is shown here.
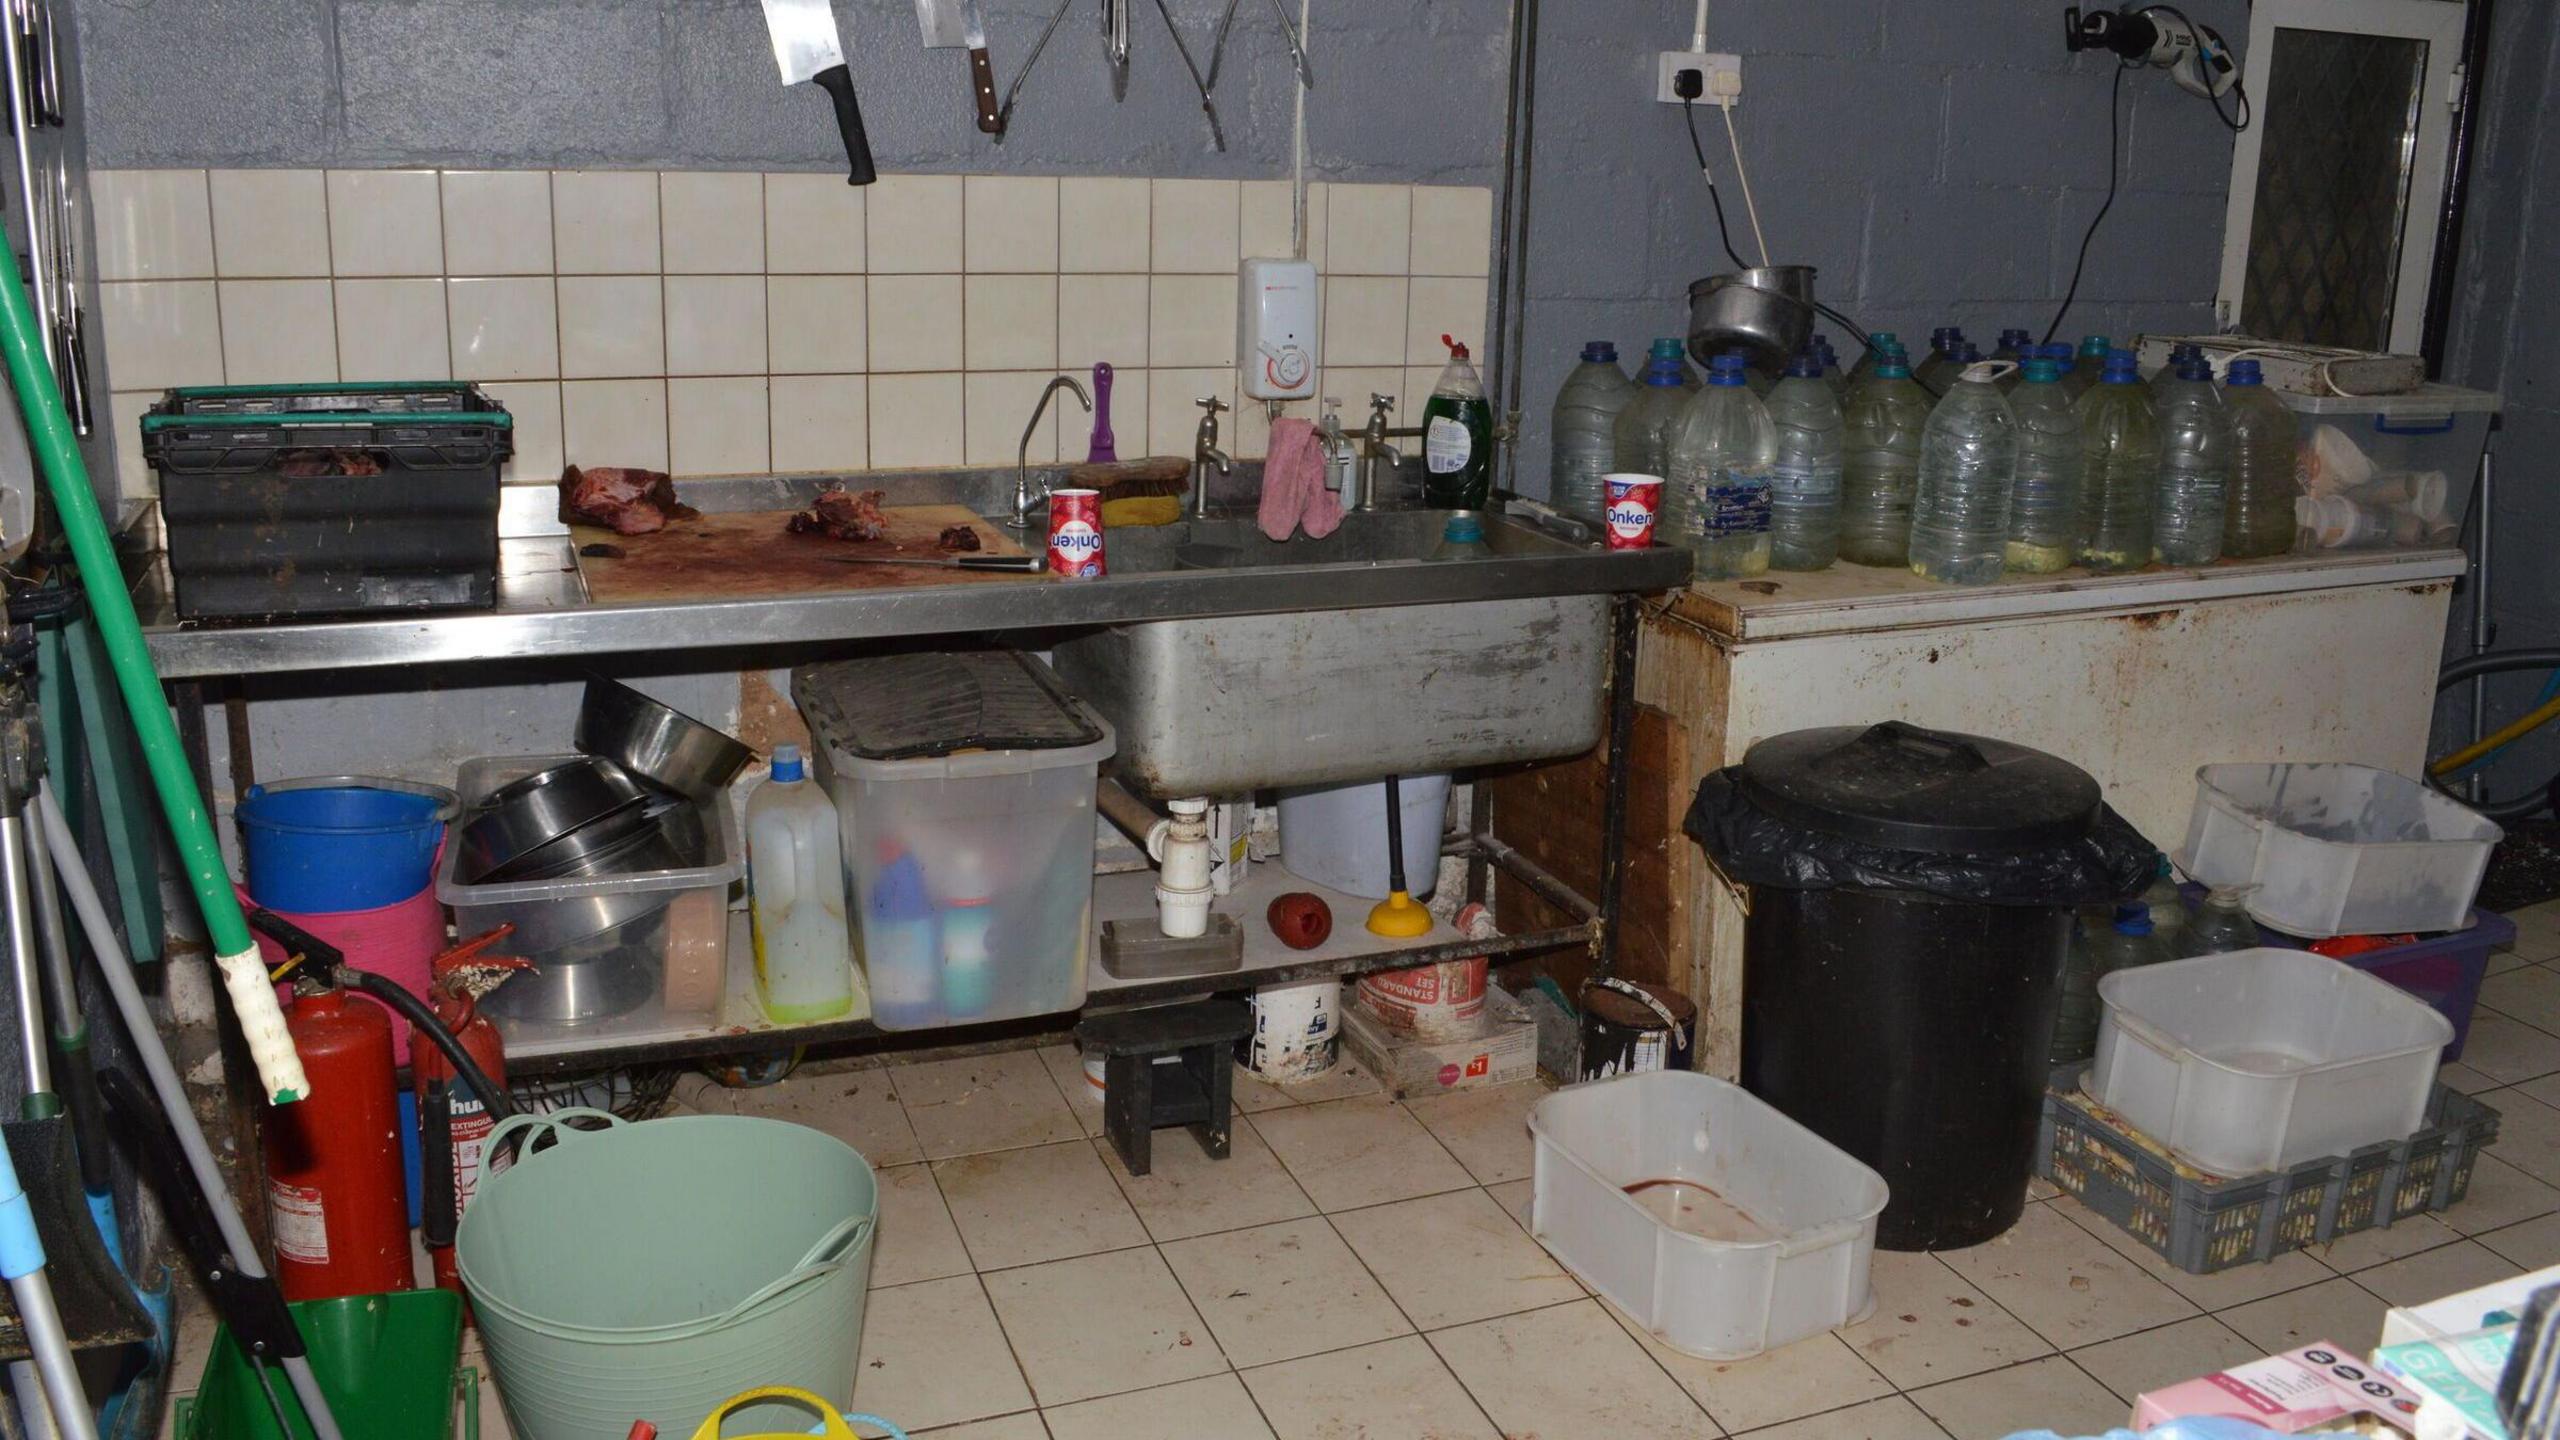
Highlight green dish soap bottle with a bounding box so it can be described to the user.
[1421,333,1493,510]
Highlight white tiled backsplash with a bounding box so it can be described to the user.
[90,168,1495,496]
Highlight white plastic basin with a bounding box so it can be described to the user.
[1528,1071,1887,1360]
[2179,762,2500,938]
[2092,947,2451,1176]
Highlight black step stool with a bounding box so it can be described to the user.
[1077,998,1253,1177]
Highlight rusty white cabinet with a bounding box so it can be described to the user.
[1630,549,2467,1079]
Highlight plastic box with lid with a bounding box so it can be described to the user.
[2092,947,2453,1176]
[437,754,741,1029]
[2281,382,2497,551]
[793,651,1114,1031]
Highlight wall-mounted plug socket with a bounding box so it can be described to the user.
[1656,51,1741,105]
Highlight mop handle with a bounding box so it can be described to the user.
[0,234,304,1106]
[0,1127,98,1440]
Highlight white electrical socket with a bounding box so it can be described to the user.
[1656,50,1741,105]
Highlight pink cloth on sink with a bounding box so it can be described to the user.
[1257,417,1343,542]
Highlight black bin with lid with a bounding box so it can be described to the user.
[1685,722,2155,1250]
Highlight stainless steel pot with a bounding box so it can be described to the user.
[1687,265,1818,373]
[574,678,755,801]
[481,910,664,1026]
[458,757,650,883]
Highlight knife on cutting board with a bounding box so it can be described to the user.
[761,0,878,185]
[917,0,1004,133]
[825,551,1043,571]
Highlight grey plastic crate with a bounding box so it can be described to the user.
[2035,1064,2499,1274]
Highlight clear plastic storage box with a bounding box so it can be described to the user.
[2280,383,2496,551]
[2179,762,2501,937]
[438,755,741,1028]
[2092,948,2453,1176]
[794,652,1113,1032]
[1528,1071,1888,1360]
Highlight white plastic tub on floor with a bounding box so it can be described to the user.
[2092,947,2453,1176]
[1527,1071,1888,1360]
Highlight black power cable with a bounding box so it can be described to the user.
[1682,96,1753,273]
[2138,5,2253,133]
[2046,60,2135,346]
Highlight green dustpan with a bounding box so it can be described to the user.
[176,1289,474,1440]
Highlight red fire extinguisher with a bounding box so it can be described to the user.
[411,926,525,1295]
[265,983,412,1301]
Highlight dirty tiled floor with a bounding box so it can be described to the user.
[158,901,2560,1437]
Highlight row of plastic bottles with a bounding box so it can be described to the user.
[2050,876,2263,1068]
[1551,328,2301,586]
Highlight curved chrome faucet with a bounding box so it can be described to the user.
[1190,395,1231,519]
[1009,374,1094,528]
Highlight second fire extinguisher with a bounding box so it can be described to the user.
[411,928,523,1294]
[265,983,411,1302]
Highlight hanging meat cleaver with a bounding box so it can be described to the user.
[917,0,1003,134]
[761,0,878,185]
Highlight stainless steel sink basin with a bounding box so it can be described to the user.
[1051,510,1657,797]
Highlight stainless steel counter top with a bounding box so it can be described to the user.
[132,470,1692,679]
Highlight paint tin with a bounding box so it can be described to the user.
[1577,977,1696,1081]
[1047,487,1106,577]
[1355,957,1488,1043]
[1249,976,1340,1082]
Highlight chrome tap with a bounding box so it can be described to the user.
[1357,391,1423,512]
[1009,374,1093,528]
[1189,395,1231,519]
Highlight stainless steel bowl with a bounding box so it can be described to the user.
[574,678,755,802]
[1687,265,1818,373]
[459,757,651,883]
[481,910,664,1027]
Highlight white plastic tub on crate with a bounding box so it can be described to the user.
[2093,947,2452,1177]
[2178,762,2500,938]
[1527,1071,1887,1361]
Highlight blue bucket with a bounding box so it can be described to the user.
[238,778,458,913]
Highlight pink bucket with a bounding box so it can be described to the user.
[244,880,449,1051]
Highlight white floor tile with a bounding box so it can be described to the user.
[2214,1277,2390,1356]
[1041,1373,1276,1440]
[672,1067,922,1167]
[2480,1086,2560,1186]
[897,1050,1087,1159]
[1431,1299,1721,1437]
[1161,1216,1413,1366]
[935,1140,1149,1271]
[1907,1354,2129,1440]
[1262,1054,1385,1104]
[1735,1394,1951,1439]
[2449,1013,2560,1084]
[1604,1297,1893,1433]
[1838,1252,2052,1389]
[1241,1335,1499,1440]
[2310,1212,2463,1273]
[1100,1119,1318,1243]
[2477,1210,2560,1269]
[2483,967,2560,1034]
[2067,1315,2263,1403]
[851,1276,1036,1431]
[1936,1202,2198,1348]
[1402,1079,1546,1185]
[2353,1238,2528,1306]
[982,1247,1228,1407]
[2446,1153,2560,1235]
[1249,1096,1473,1212]
[869,1162,976,1289]
[1330,1187,1580,1329]
[1037,1043,1108,1139]
[914,1416,1049,1439]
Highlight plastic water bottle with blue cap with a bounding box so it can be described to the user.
[2004,345,2085,573]
[1609,339,1698,478]
[1839,341,1932,565]
[2220,359,2299,559]
[1549,340,1635,523]
[1665,354,1775,579]
[2152,354,2232,565]
[2063,333,2113,402]
[1909,359,2018,585]
[1915,325,1969,395]
[1765,349,1844,570]
[2074,349,2160,573]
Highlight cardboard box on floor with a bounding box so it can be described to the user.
[1342,983,1537,1098]
[2133,1342,2423,1434]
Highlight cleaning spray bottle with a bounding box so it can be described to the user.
[1421,334,1494,510]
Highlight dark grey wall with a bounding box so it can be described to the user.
[1515,0,2244,488]
[74,0,1505,184]
[2432,0,2560,797]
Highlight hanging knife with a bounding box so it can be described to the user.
[916,0,1003,134]
[760,0,878,186]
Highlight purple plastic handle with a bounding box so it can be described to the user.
[1087,362,1118,463]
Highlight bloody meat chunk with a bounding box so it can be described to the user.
[785,487,889,542]
[560,464,695,536]
[278,448,387,478]
[937,524,982,552]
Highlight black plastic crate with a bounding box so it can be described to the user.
[2035,1063,2499,1274]
[142,382,512,621]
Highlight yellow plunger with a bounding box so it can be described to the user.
[1365,774,1433,937]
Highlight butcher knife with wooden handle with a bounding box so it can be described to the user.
[762,0,877,184]
[917,0,1004,133]
[825,552,1043,572]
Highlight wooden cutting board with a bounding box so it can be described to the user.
[572,505,1034,604]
